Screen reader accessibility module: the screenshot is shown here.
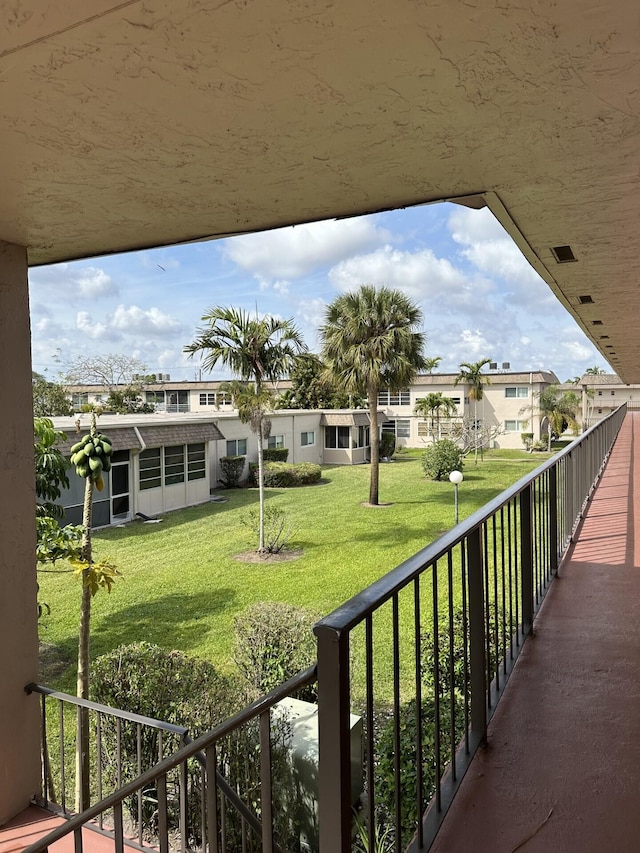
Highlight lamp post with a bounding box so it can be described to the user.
[449,469,463,525]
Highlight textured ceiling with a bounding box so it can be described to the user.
[2,1,640,378]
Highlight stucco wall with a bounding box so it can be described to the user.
[0,242,40,823]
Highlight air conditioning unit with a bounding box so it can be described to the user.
[489,362,498,370]
[157,373,170,381]
[502,362,511,370]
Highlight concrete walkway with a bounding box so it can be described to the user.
[432,413,640,852]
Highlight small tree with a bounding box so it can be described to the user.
[422,439,463,480]
[185,307,306,553]
[532,386,580,451]
[320,285,426,506]
[69,412,121,809]
[63,353,151,395]
[33,373,72,417]
[454,359,492,463]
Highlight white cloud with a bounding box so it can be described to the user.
[224,217,391,280]
[329,245,475,301]
[76,311,118,341]
[30,263,118,299]
[111,305,185,336]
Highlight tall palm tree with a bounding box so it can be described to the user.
[536,386,580,451]
[454,358,492,463]
[424,356,442,374]
[585,365,606,375]
[320,285,426,505]
[185,307,306,551]
[414,392,457,440]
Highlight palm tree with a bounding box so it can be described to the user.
[424,356,442,374]
[320,285,426,505]
[454,359,492,463]
[414,392,457,440]
[536,386,581,451]
[585,366,606,375]
[185,307,306,551]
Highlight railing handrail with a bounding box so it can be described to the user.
[23,664,317,853]
[26,683,190,736]
[316,405,625,636]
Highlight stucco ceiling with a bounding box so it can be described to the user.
[2,1,640,378]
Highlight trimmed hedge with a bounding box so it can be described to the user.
[248,461,322,487]
[264,447,289,462]
[219,455,245,487]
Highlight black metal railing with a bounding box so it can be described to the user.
[26,406,625,853]
[314,404,626,852]
[25,666,317,853]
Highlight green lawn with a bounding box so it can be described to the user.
[38,449,551,698]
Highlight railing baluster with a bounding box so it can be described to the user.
[366,613,376,851]
[59,700,66,812]
[206,745,219,853]
[393,592,403,850]
[73,827,83,853]
[97,714,103,829]
[180,754,188,853]
[520,484,534,636]
[461,544,470,756]
[259,711,273,853]
[113,802,124,853]
[468,526,486,748]
[137,722,143,845]
[315,622,352,853]
[447,551,456,783]
[158,773,169,853]
[431,566,441,815]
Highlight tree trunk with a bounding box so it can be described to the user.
[368,383,380,506]
[76,420,95,813]
[257,416,266,552]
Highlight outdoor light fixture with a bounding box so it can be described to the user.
[449,470,463,525]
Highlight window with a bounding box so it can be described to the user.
[199,393,216,406]
[505,387,529,398]
[226,439,247,456]
[164,445,185,485]
[267,435,285,449]
[378,389,411,406]
[146,390,165,404]
[356,425,370,447]
[611,391,615,396]
[598,391,603,396]
[382,419,411,438]
[418,420,429,437]
[504,420,526,432]
[325,426,350,449]
[300,431,316,447]
[71,392,88,408]
[451,397,461,405]
[139,448,161,490]
[187,443,206,481]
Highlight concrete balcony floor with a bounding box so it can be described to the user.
[432,413,640,852]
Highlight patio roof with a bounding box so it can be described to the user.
[2,2,640,378]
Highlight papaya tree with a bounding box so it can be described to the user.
[68,412,120,810]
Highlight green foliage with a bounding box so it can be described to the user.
[32,372,72,417]
[263,461,322,487]
[380,432,396,459]
[277,353,366,409]
[241,505,294,553]
[34,417,70,518]
[531,439,548,452]
[36,516,83,565]
[233,601,319,700]
[103,386,155,414]
[219,455,246,487]
[264,447,289,462]
[421,440,464,480]
[521,432,534,449]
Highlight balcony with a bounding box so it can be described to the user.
[4,407,633,853]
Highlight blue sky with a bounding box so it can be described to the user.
[28,202,608,383]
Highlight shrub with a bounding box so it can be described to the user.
[233,601,319,701]
[532,439,548,452]
[219,455,245,487]
[421,439,463,480]
[247,461,321,487]
[241,505,295,553]
[264,461,322,487]
[264,447,289,462]
[521,432,534,450]
[380,432,396,459]
[93,642,307,850]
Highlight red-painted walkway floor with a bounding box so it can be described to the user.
[432,413,640,852]
[0,806,143,853]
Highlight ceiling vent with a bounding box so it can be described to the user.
[552,245,577,263]
[578,295,594,304]
[591,320,603,326]
[600,335,610,339]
